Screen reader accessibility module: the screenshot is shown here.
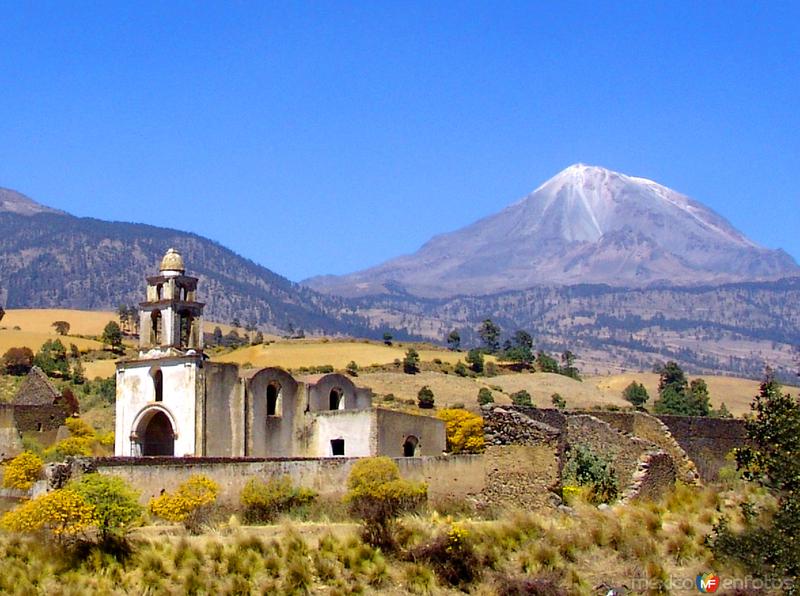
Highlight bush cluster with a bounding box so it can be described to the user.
[148,474,219,533]
[437,409,485,454]
[2,451,43,490]
[240,476,317,523]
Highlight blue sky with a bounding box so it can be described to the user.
[1,2,798,281]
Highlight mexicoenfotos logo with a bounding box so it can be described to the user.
[696,573,720,593]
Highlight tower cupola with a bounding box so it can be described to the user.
[138,249,205,353]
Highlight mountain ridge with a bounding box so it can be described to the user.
[304,164,800,297]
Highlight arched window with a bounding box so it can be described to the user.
[153,370,163,402]
[329,388,343,410]
[267,383,280,416]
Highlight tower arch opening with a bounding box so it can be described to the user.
[267,382,281,416]
[329,388,343,410]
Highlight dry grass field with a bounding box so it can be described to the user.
[358,371,629,411]
[1,308,118,335]
[0,329,104,354]
[215,340,487,370]
[591,372,800,417]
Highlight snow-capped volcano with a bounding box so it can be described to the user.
[305,164,800,297]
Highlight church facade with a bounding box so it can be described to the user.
[114,250,445,459]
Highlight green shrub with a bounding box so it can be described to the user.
[510,390,533,407]
[69,474,142,541]
[477,387,494,405]
[240,476,317,523]
[417,386,435,409]
[563,445,618,504]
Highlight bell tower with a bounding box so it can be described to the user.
[139,248,204,354]
[116,248,207,458]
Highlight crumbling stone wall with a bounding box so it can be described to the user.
[12,405,66,433]
[657,416,746,481]
[622,451,677,502]
[564,414,655,494]
[481,406,562,510]
[590,411,698,484]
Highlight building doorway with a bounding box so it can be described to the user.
[403,435,419,457]
[139,411,175,456]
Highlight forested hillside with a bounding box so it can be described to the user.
[0,212,372,337]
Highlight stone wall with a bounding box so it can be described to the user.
[657,416,746,481]
[375,409,446,457]
[91,454,486,506]
[13,404,66,432]
[622,451,677,502]
[564,414,655,494]
[589,411,699,484]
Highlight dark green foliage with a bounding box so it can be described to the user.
[2,347,34,375]
[51,320,70,335]
[559,350,580,380]
[403,348,420,374]
[345,361,358,376]
[653,361,710,416]
[657,361,687,395]
[622,381,649,409]
[564,445,619,504]
[535,351,559,373]
[417,386,435,409]
[454,361,469,377]
[34,339,70,378]
[466,349,484,373]
[383,332,393,346]
[251,331,264,345]
[712,402,733,418]
[81,376,116,406]
[478,319,501,353]
[477,387,494,406]
[211,326,223,345]
[551,393,566,409]
[446,329,461,351]
[510,390,533,407]
[71,359,86,384]
[101,321,123,352]
[712,371,800,583]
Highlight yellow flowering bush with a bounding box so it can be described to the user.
[65,418,95,438]
[148,474,219,531]
[437,409,485,454]
[44,436,93,460]
[345,457,427,548]
[2,451,44,490]
[0,489,96,540]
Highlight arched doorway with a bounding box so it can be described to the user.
[139,411,175,456]
[403,435,419,457]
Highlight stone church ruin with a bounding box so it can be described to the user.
[115,249,445,459]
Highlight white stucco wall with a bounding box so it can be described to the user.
[114,358,200,457]
[310,410,375,457]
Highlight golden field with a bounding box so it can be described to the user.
[2,309,796,418]
[215,339,492,370]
